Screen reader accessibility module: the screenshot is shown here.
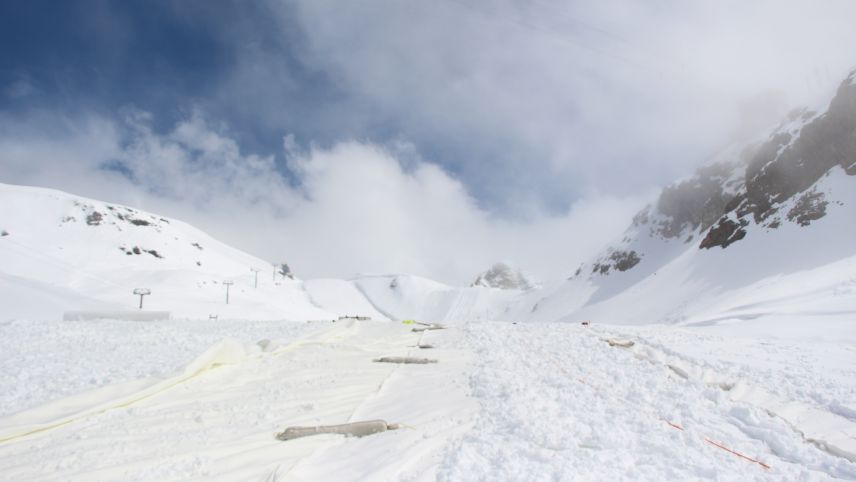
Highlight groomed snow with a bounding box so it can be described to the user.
[440,322,856,480]
[0,320,474,481]
[1,319,853,480]
[0,318,323,417]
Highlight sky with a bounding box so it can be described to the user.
[1,0,855,284]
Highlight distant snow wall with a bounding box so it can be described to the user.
[63,311,171,321]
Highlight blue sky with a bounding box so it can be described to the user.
[1,0,855,282]
[0,2,339,169]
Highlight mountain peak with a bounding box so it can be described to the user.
[471,263,536,290]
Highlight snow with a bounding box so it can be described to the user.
[0,318,323,417]
[439,322,856,480]
[0,320,475,481]
[354,274,524,323]
[302,279,390,320]
[1,317,853,479]
[0,182,336,322]
[0,271,123,321]
[2,181,856,479]
[471,262,537,290]
[536,167,856,327]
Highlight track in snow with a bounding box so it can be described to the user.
[2,319,853,481]
[438,321,856,481]
[0,321,474,481]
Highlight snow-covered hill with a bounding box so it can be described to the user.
[0,182,536,324]
[0,183,334,321]
[354,273,525,322]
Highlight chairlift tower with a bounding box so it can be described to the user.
[133,288,151,310]
[223,281,234,304]
[250,268,261,288]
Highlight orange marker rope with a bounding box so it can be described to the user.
[664,420,685,431]
[529,331,773,471]
[704,438,772,470]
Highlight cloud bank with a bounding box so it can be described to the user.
[278,0,856,209]
[0,110,642,284]
[2,1,854,283]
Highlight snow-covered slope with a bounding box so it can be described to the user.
[524,70,856,326]
[353,274,526,323]
[0,183,333,321]
[2,318,853,480]
[0,183,536,324]
[302,279,390,321]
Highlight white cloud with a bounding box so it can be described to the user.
[277,140,642,283]
[7,1,852,284]
[0,110,642,284]
[276,0,856,205]
[0,111,121,189]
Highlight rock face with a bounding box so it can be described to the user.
[590,250,641,275]
[653,161,744,240]
[698,73,856,247]
[278,263,295,280]
[578,70,856,277]
[472,263,535,290]
[698,218,747,249]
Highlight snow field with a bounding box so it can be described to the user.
[301,279,390,321]
[0,318,324,417]
[593,322,856,435]
[279,326,476,481]
[438,322,856,481]
[0,317,853,480]
[0,320,474,481]
[352,274,525,324]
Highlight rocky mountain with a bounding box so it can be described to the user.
[471,262,536,290]
[4,71,855,326]
[574,69,856,280]
[509,69,856,326]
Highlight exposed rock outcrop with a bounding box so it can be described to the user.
[591,250,641,274]
[585,70,856,266]
[472,263,536,290]
[278,263,294,280]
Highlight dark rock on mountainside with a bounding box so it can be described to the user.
[787,189,829,226]
[278,263,294,280]
[582,70,856,273]
[673,74,852,245]
[472,263,535,290]
[654,162,742,239]
[745,86,856,218]
[86,211,103,225]
[697,74,856,247]
[699,218,747,249]
[592,250,641,274]
[120,245,164,259]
